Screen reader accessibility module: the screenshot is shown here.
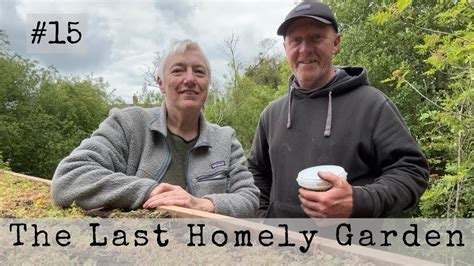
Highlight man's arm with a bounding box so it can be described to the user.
[248,116,273,217]
[298,98,429,218]
[351,99,429,217]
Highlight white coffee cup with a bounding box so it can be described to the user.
[296,165,347,191]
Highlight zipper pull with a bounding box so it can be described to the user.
[226,175,230,193]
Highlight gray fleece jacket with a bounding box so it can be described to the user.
[248,67,429,218]
[51,104,259,217]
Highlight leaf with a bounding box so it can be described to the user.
[397,0,412,13]
[369,11,392,25]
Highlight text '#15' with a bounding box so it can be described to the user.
[26,14,87,54]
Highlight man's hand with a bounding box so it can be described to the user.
[143,183,215,213]
[298,171,353,218]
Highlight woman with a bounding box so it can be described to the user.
[51,40,259,217]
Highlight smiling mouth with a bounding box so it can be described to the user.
[299,60,317,65]
[182,90,198,95]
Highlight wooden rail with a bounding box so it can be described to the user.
[1,170,441,265]
[1,170,52,186]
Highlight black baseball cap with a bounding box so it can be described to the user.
[277,1,338,36]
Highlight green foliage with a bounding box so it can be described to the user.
[420,174,473,218]
[245,55,282,89]
[371,0,473,217]
[205,77,278,152]
[132,85,164,107]
[369,11,392,25]
[204,52,287,153]
[0,38,121,179]
[396,0,412,12]
[0,152,10,170]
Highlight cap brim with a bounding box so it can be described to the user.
[277,15,333,36]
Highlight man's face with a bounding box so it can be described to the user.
[284,18,340,89]
[158,48,209,113]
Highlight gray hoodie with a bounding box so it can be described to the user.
[51,104,259,217]
[248,67,429,218]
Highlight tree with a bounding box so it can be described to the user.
[0,30,10,54]
[0,34,121,178]
[132,85,164,108]
[0,151,10,170]
[205,35,288,152]
[371,0,473,218]
[245,39,284,90]
[221,33,243,92]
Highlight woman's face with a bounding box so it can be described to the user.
[158,48,209,114]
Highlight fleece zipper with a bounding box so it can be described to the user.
[196,171,227,182]
[154,133,172,183]
[185,140,211,195]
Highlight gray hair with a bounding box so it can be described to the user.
[157,39,211,81]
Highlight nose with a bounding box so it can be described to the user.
[299,39,313,54]
[183,68,196,87]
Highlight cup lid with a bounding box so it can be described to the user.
[296,165,347,190]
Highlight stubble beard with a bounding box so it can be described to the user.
[297,63,332,89]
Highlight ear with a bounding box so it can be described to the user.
[333,33,341,54]
[157,76,165,93]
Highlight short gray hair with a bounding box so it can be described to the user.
[157,39,211,81]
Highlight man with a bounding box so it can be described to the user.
[248,1,429,218]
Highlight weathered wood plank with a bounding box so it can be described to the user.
[1,170,52,186]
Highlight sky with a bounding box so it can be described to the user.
[0,0,297,102]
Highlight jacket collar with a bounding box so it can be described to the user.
[149,103,211,148]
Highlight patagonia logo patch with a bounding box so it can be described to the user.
[211,161,225,169]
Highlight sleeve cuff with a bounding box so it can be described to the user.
[138,182,159,207]
[202,194,220,213]
[351,186,375,218]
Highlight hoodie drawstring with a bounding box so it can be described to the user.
[324,91,332,137]
[287,86,294,129]
[286,75,334,136]
[286,75,295,129]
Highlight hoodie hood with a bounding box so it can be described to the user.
[286,66,369,135]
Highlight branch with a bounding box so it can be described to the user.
[401,18,471,42]
[466,0,474,10]
[143,64,160,89]
[402,78,444,109]
[401,78,473,119]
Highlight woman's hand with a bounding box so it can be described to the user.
[143,183,215,212]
